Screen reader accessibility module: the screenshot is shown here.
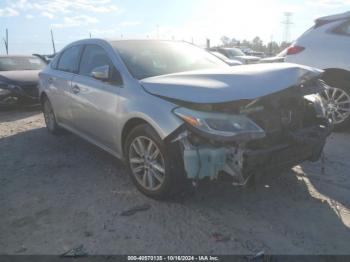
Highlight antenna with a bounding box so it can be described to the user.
[3,29,8,55]
[282,12,293,43]
[50,29,56,54]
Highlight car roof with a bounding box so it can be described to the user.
[316,11,350,23]
[64,38,195,50]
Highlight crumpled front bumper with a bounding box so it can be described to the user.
[179,120,332,183]
[243,123,332,174]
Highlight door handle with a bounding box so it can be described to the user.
[72,85,80,94]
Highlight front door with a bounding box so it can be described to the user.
[70,44,123,149]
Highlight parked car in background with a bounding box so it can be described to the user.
[209,47,260,64]
[39,39,331,199]
[240,47,265,58]
[209,51,243,66]
[259,50,286,63]
[0,55,46,106]
[285,11,350,129]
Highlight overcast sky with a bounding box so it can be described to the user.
[0,0,349,54]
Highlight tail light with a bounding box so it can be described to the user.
[286,45,305,55]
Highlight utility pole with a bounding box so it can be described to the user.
[206,38,210,48]
[3,29,8,55]
[282,12,293,43]
[269,35,273,55]
[89,33,92,38]
[50,29,56,54]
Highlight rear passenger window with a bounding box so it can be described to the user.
[50,55,59,69]
[57,45,82,73]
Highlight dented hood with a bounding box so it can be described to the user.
[0,70,40,86]
[140,63,323,104]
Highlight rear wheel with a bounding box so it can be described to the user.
[321,81,350,130]
[124,124,186,199]
[42,97,62,135]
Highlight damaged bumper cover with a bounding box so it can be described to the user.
[0,84,39,105]
[179,121,331,184]
[171,81,333,185]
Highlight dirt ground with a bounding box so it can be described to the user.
[1,107,350,255]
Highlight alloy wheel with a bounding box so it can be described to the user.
[321,87,350,125]
[43,100,55,131]
[128,136,166,191]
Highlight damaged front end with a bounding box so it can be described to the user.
[0,84,39,106]
[171,79,332,185]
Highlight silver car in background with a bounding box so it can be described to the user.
[39,39,332,199]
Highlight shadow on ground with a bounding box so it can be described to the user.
[0,123,350,255]
[0,105,41,122]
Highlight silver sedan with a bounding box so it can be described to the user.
[39,39,332,199]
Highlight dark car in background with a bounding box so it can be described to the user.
[0,55,46,107]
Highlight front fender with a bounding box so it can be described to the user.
[115,90,184,156]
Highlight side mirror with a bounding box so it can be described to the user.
[91,65,110,81]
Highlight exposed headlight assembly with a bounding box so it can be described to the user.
[173,107,265,141]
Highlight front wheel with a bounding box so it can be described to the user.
[124,124,186,199]
[42,97,63,135]
[321,80,350,130]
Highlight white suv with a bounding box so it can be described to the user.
[285,11,350,129]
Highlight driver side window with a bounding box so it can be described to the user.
[79,44,122,85]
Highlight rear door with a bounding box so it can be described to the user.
[48,45,83,126]
[70,44,123,148]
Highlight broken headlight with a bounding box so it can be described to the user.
[173,107,265,141]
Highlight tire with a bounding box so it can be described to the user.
[124,124,186,200]
[321,79,350,131]
[42,97,63,135]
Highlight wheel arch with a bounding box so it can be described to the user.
[322,68,350,85]
[40,92,48,106]
[120,114,184,158]
[121,118,148,153]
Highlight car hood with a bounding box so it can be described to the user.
[140,63,323,104]
[0,70,40,86]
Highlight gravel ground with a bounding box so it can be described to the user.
[0,108,350,255]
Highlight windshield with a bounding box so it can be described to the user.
[0,56,46,71]
[112,41,228,79]
[225,48,245,58]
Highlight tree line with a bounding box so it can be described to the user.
[220,36,292,56]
